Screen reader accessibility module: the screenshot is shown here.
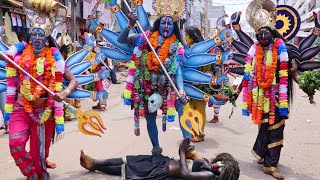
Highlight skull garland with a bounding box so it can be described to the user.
[148,93,164,113]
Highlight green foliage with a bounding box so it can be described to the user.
[298,70,320,104]
[218,84,237,118]
[85,82,95,91]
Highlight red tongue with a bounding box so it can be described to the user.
[164,31,168,37]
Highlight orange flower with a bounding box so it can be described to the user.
[146,31,177,72]
[255,44,278,89]
[18,44,56,122]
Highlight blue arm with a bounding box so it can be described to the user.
[184,83,226,106]
[109,1,136,34]
[100,29,135,53]
[183,51,232,68]
[69,61,92,75]
[65,49,90,67]
[0,60,6,68]
[0,41,9,51]
[188,29,231,54]
[0,82,6,93]
[100,47,132,61]
[182,68,210,84]
[0,68,6,81]
[175,65,184,91]
[67,89,108,101]
[136,5,150,31]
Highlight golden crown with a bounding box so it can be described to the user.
[152,0,187,22]
[246,0,277,32]
[23,0,67,37]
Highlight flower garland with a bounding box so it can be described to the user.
[146,31,177,72]
[123,30,183,136]
[242,38,289,125]
[18,45,56,124]
[4,42,27,122]
[4,44,65,133]
[52,48,66,133]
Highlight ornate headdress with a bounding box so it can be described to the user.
[152,0,188,22]
[23,0,67,37]
[246,0,277,33]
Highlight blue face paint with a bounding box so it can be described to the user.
[159,16,174,38]
[30,28,47,50]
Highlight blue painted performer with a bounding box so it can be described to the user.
[85,0,232,155]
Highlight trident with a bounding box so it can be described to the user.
[122,1,204,137]
[0,51,106,137]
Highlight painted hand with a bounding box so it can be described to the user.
[230,11,241,25]
[85,34,96,48]
[222,51,233,64]
[95,52,106,64]
[128,12,138,27]
[85,18,98,32]
[98,68,110,80]
[53,91,68,102]
[178,93,188,105]
[314,11,320,28]
[218,28,232,42]
[216,74,229,86]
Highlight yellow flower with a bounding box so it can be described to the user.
[4,104,13,113]
[279,70,288,77]
[242,102,248,109]
[129,61,136,69]
[244,63,252,72]
[167,108,176,115]
[6,67,17,77]
[55,116,64,124]
[55,82,63,91]
[123,89,132,98]
[279,100,289,108]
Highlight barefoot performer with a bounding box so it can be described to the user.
[80,138,240,180]
[231,0,320,179]
[1,0,78,179]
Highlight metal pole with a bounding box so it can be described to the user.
[121,0,182,97]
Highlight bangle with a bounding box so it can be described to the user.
[213,35,222,46]
[110,4,121,13]
[95,24,104,34]
[215,52,222,64]
[64,88,71,95]
[132,0,143,6]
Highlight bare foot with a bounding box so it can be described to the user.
[264,170,285,180]
[80,150,95,171]
[46,160,57,169]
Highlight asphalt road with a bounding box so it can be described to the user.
[0,80,319,180]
